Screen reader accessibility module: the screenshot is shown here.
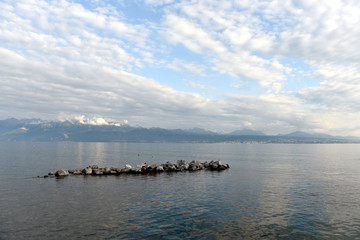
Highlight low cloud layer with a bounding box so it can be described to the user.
[1,0,360,136]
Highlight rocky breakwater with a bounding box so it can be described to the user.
[46,160,229,178]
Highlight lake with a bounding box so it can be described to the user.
[1,142,360,239]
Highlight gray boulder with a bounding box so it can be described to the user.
[156,165,164,172]
[177,160,188,166]
[55,169,69,177]
[92,168,103,175]
[91,165,99,169]
[148,163,157,170]
[72,168,83,175]
[104,167,111,175]
[82,167,93,175]
[131,165,142,173]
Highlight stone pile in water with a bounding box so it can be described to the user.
[46,160,229,178]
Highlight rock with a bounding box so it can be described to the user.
[131,165,142,173]
[147,163,157,172]
[55,169,69,177]
[92,168,103,175]
[207,160,218,170]
[189,160,203,171]
[45,160,229,177]
[138,163,148,172]
[181,164,189,170]
[82,167,93,175]
[156,165,164,172]
[177,160,190,171]
[72,169,83,175]
[149,163,157,169]
[168,164,176,171]
[205,160,229,171]
[104,167,111,175]
[161,162,170,170]
[218,165,226,170]
[194,160,201,166]
[209,163,218,170]
[177,160,188,166]
[189,164,198,171]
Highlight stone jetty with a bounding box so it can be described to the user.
[45,160,229,178]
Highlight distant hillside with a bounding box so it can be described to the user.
[229,129,265,136]
[182,127,218,135]
[0,118,359,143]
[279,131,335,139]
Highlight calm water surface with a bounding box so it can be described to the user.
[1,142,360,239]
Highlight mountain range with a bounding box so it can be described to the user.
[0,118,359,143]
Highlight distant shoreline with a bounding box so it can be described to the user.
[1,118,359,143]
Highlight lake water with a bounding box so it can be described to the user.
[1,142,360,239]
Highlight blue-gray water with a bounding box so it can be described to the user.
[1,142,360,239]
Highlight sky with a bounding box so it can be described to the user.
[1,0,360,136]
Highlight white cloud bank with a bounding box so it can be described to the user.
[60,115,121,126]
[1,0,360,136]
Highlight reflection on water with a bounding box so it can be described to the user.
[1,143,360,239]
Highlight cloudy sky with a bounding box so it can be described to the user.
[1,0,360,136]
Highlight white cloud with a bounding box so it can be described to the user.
[167,58,207,76]
[0,45,221,129]
[63,115,122,126]
[164,14,227,54]
[184,80,208,90]
[2,0,360,136]
[277,0,360,63]
[213,52,288,92]
[0,0,150,70]
[144,0,176,6]
[162,1,290,92]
